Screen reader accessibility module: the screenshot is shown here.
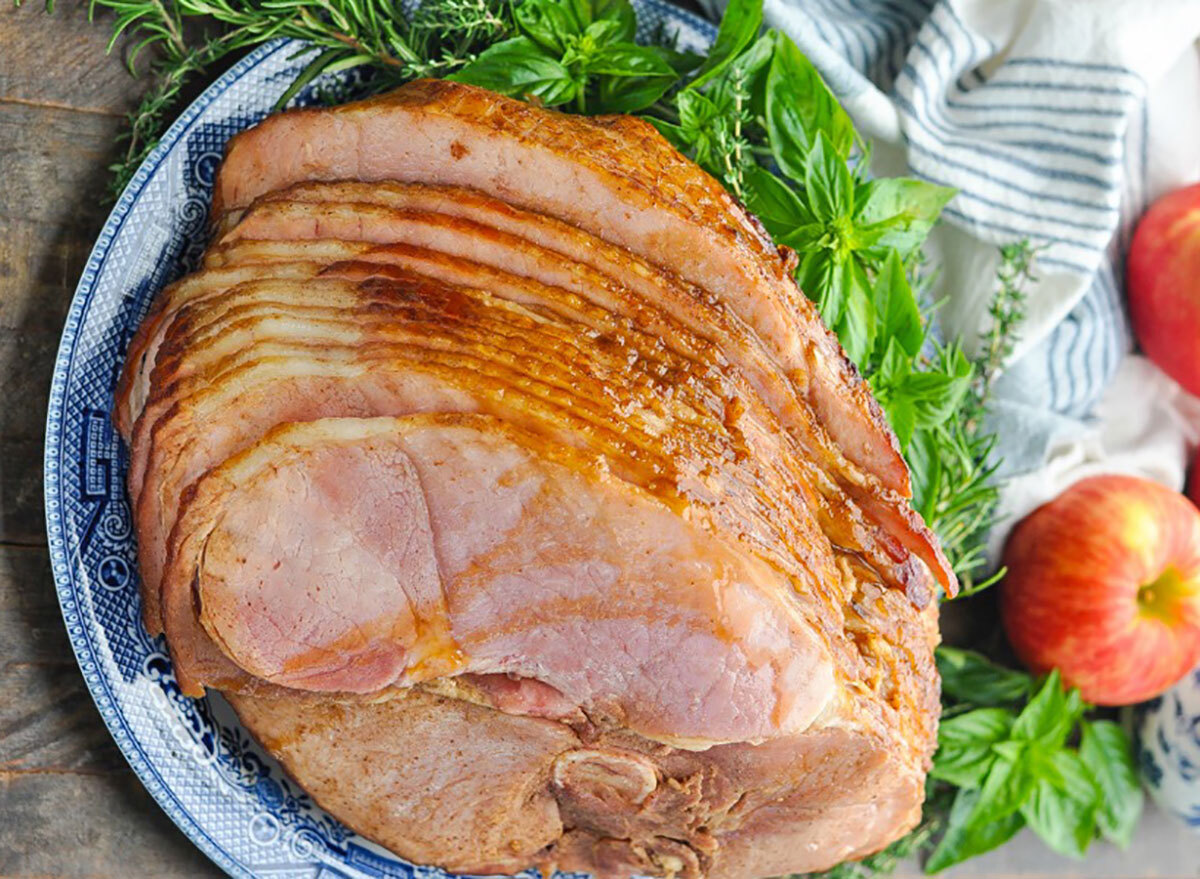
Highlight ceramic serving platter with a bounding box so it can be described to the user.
[42,4,716,876]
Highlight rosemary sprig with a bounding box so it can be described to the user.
[933,242,1034,595]
[89,0,513,198]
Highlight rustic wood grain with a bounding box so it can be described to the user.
[0,1,143,116]
[0,2,1195,878]
[0,3,221,875]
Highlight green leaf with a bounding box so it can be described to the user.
[585,18,627,45]
[1079,720,1144,848]
[872,249,923,357]
[932,707,1013,789]
[742,165,813,238]
[1021,750,1100,859]
[1013,670,1085,749]
[886,397,916,452]
[589,43,677,112]
[764,30,855,180]
[803,132,854,223]
[880,348,972,430]
[856,177,956,258]
[936,647,1034,708]
[797,249,843,327]
[515,0,588,53]
[907,426,941,519]
[686,0,763,91]
[837,258,875,366]
[591,0,637,40]
[660,45,704,76]
[876,338,911,386]
[970,748,1037,827]
[926,787,1025,874]
[645,117,691,150]
[449,37,579,106]
[672,89,722,167]
[588,43,677,78]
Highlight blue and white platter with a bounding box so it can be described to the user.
[41,4,717,876]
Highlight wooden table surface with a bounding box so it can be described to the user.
[0,2,1196,877]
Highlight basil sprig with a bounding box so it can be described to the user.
[929,651,1144,871]
[450,0,683,112]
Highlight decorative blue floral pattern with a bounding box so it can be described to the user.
[1133,667,1200,832]
[42,5,717,876]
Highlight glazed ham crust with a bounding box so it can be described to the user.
[212,79,914,502]
[115,80,947,879]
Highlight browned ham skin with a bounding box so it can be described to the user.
[114,81,946,879]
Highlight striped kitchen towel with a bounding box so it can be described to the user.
[700,0,1200,548]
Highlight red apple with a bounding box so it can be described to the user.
[1000,474,1200,706]
[1128,182,1200,396]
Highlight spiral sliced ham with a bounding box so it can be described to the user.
[115,80,948,879]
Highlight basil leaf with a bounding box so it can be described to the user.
[936,647,1034,708]
[515,0,588,53]
[588,42,676,77]
[590,43,677,112]
[876,338,911,386]
[888,371,971,429]
[742,165,813,238]
[1080,719,1144,848]
[765,30,854,180]
[591,0,637,40]
[646,117,691,151]
[676,87,720,132]
[1021,750,1100,858]
[596,73,678,113]
[933,707,1013,789]
[660,46,705,76]
[1013,670,1085,749]
[574,18,625,52]
[971,748,1037,827]
[907,425,941,521]
[880,346,971,430]
[687,0,763,91]
[837,258,875,366]
[450,38,579,107]
[856,177,956,257]
[797,249,844,327]
[887,397,916,452]
[926,787,1025,874]
[872,249,923,358]
[804,132,854,223]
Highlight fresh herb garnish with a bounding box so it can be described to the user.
[926,657,1143,872]
[449,0,684,112]
[77,0,513,197]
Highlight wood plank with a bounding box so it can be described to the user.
[0,770,223,877]
[0,545,128,774]
[0,0,142,116]
[0,101,125,546]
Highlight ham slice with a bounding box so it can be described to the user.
[228,666,934,879]
[174,415,836,745]
[115,79,952,877]
[212,80,911,497]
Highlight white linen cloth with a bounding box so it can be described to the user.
[697,0,1200,554]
